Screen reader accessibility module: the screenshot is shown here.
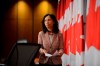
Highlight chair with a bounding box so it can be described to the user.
[5,43,41,66]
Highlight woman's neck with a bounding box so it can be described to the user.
[48,31,53,35]
[47,28,52,32]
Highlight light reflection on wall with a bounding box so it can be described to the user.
[35,0,54,16]
[6,0,56,42]
[11,1,32,41]
[17,1,32,19]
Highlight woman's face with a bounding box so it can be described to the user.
[44,15,54,31]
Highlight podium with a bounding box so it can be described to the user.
[5,43,41,66]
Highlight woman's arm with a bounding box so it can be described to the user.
[58,33,64,56]
[38,31,47,54]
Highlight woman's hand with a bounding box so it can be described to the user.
[40,48,47,54]
[58,49,63,56]
[52,50,63,56]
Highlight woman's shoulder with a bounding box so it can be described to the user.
[39,31,44,35]
[57,31,63,36]
[58,31,62,34]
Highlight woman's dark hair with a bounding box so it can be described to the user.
[42,14,59,34]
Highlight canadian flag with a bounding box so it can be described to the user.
[85,0,100,66]
[57,0,85,66]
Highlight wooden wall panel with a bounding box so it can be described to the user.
[0,0,58,59]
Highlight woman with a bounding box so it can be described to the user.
[38,14,64,66]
